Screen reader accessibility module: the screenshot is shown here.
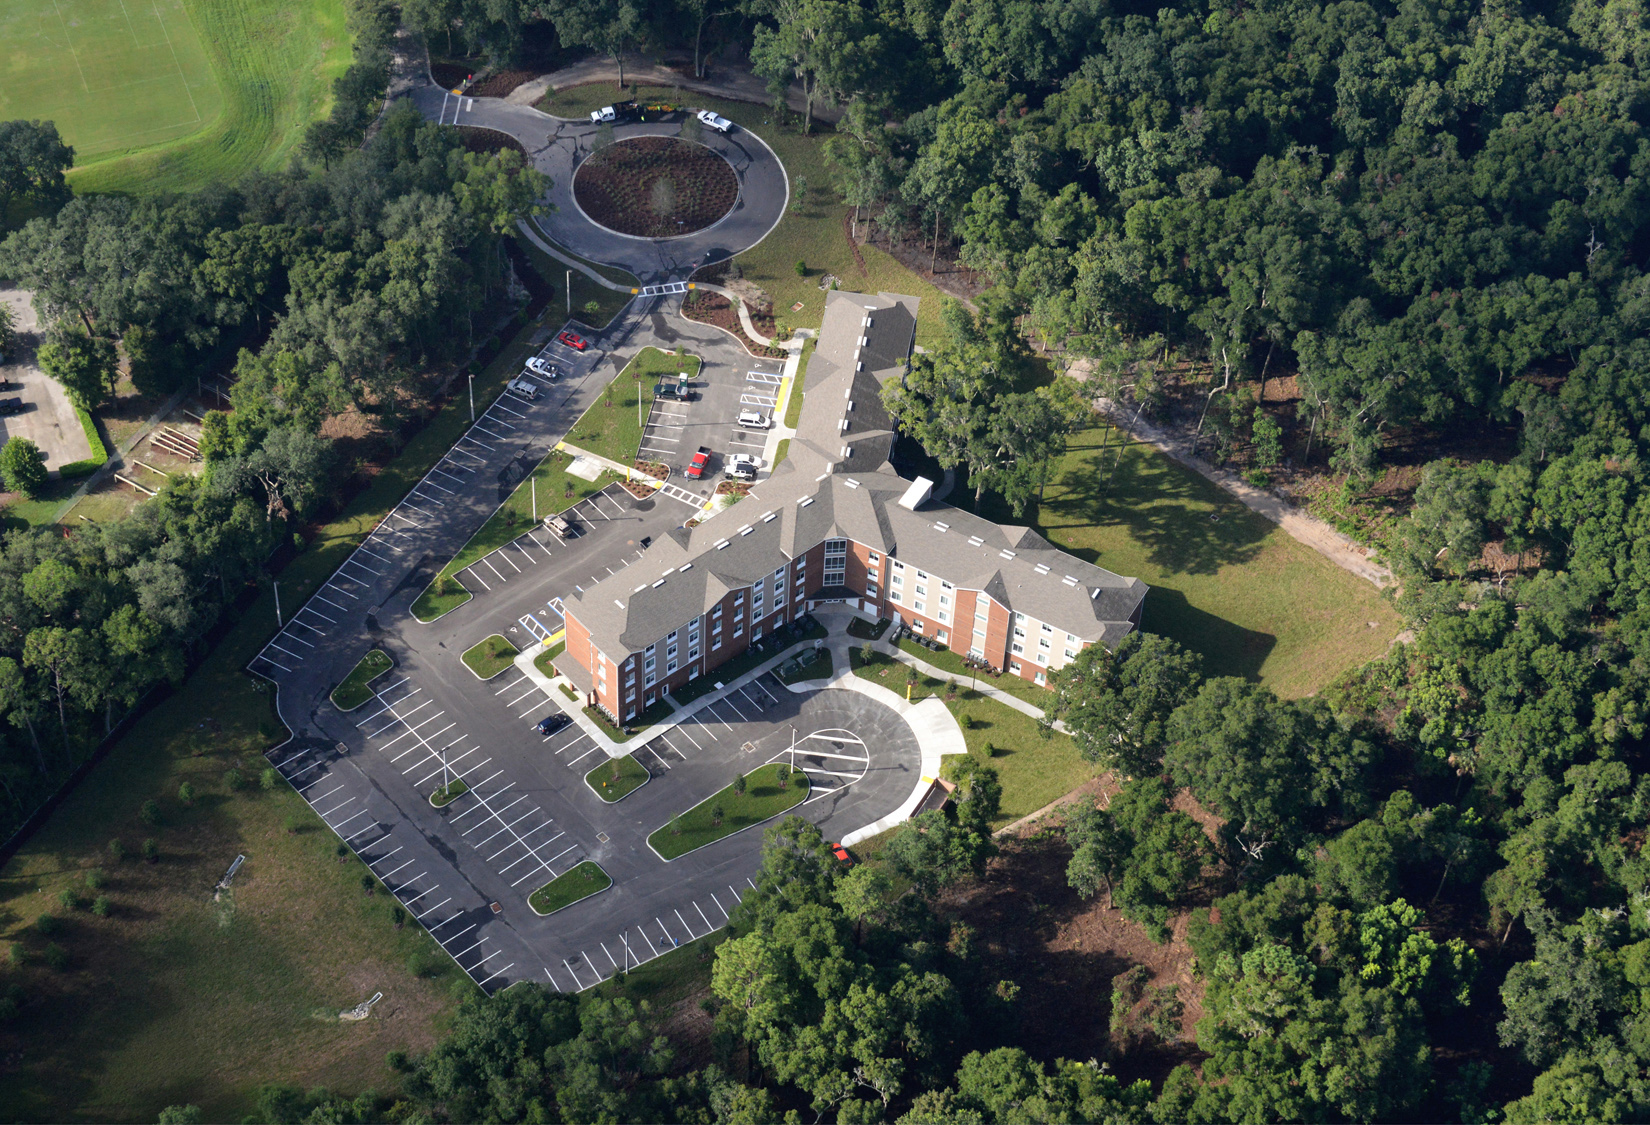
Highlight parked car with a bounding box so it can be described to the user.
[0,398,24,416]
[544,513,577,538]
[728,453,759,480]
[557,330,589,351]
[685,447,711,479]
[525,356,560,380]
[737,409,769,429]
[536,712,572,736]
[696,109,733,133]
[830,842,853,865]
[506,377,540,401]
[655,379,694,402]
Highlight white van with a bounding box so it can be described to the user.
[507,377,540,401]
[737,410,769,429]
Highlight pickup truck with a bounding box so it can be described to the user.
[589,101,640,124]
[656,374,694,402]
[685,447,711,479]
[728,453,758,480]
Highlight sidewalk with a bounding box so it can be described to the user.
[517,219,634,293]
[865,636,1068,734]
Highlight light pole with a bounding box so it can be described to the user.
[273,579,282,627]
[468,373,475,422]
[532,477,537,521]
[566,270,572,315]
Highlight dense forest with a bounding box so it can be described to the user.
[9,0,1650,1118]
[0,104,546,839]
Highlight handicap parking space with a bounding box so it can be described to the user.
[635,354,787,496]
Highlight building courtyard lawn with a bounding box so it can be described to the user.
[528,862,611,915]
[649,764,809,859]
[328,649,393,711]
[585,754,650,802]
[461,635,519,680]
[979,421,1401,699]
[565,347,699,467]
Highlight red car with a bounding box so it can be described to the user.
[557,330,588,351]
[831,843,852,865]
[685,447,711,479]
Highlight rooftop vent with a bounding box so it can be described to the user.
[634,584,648,592]
[1063,575,1078,586]
[934,521,950,532]
[841,446,853,459]
[651,578,666,588]
[715,538,730,550]
[844,477,861,488]
[999,550,1017,560]
[1090,588,1101,600]
[897,476,934,510]
[739,525,753,536]
[1034,564,1050,575]
[967,535,984,547]
[799,497,815,508]
[839,418,850,433]
[614,599,626,608]
[762,511,777,523]
[662,568,675,576]
[680,562,693,571]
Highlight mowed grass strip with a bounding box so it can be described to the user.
[460,634,518,680]
[649,763,808,860]
[982,420,1400,698]
[585,754,649,802]
[328,648,392,710]
[528,861,611,916]
[431,778,469,807]
[534,85,955,349]
[565,346,697,466]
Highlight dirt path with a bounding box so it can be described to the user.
[503,58,841,124]
[1093,395,1394,589]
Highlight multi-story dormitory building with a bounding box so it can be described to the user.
[560,289,1148,723]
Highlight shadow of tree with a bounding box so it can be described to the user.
[1142,587,1276,683]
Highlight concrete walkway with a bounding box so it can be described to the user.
[862,635,1068,733]
[693,282,774,345]
[517,219,635,293]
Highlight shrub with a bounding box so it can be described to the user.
[776,763,791,789]
[336,842,351,861]
[361,874,377,896]
[732,772,746,796]
[710,802,725,826]
[139,799,162,826]
[42,943,68,971]
[392,906,406,929]
[961,713,974,730]
[142,838,159,863]
[57,889,81,912]
[0,436,47,497]
[225,768,246,791]
[34,913,60,938]
[794,259,807,276]
[177,782,196,806]
[260,768,281,791]
[92,896,111,918]
[7,942,25,966]
[387,1050,411,1072]
[84,869,105,890]
[107,838,127,862]
[583,299,600,317]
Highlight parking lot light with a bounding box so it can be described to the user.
[468,373,475,422]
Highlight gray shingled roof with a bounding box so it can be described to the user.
[565,290,1146,659]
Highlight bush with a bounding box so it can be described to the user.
[794,259,807,276]
[42,943,68,971]
[142,838,159,863]
[58,406,108,478]
[0,436,47,497]
[361,874,377,896]
[260,767,281,791]
[961,713,974,730]
[57,889,81,912]
[387,1050,411,1072]
[107,838,127,861]
[7,942,25,966]
[732,772,746,796]
[34,913,60,938]
[92,896,111,918]
[139,799,162,826]
[177,782,195,806]
[225,768,246,791]
[84,869,105,890]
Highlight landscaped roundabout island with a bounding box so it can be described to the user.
[572,136,739,238]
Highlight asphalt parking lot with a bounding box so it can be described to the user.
[639,351,785,495]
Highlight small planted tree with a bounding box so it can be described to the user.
[107,839,127,862]
[0,437,47,498]
[776,763,791,789]
[139,800,161,827]
[670,813,684,836]
[177,782,195,807]
[361,874,376,896]
[142,838,159,863]
[860,642,875,667]
[92,896,111,918]
[732,772,746,797]
[260,768,280,791]
[711,802,725,827]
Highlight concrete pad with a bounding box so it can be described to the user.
[0,288,95,473]
[566,455,604,481]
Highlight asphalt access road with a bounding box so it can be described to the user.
[409,85,789,284]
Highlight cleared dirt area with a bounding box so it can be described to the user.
[573,137,738,238]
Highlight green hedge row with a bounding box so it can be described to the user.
[58,406,108,479]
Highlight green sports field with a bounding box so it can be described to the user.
[0,0,352,195]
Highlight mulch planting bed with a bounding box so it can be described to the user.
[574,137,737,238]
[456,126,527,159]
[680,292,786,358]
[468,69,538,97]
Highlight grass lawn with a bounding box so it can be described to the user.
[533,86,954,349]
[3,0,352,196]
[894,637,1051,708]
[328,649,392,711]
[0,277,573,1120]
[565,347,697,466]
[585,754,650,802]
[784,340,813,428]
[649,763,808,860]
[528,861,611,916]
[460,634,518,680]
[430,779,469,807]
[586,918,730,998]
[513,231,636,328]
[533,641,566,677]
[975,420,1400,698]
[583,697,674,743]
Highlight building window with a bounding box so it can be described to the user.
[866,582,878,597]
[912,619,924,633]
[938,610,950,623]
[1064,648,1077,659]
[713,638,722,650]
[1013,627,1026,639]
[970,646,984,658]
[646,690,655,705]
[1038,637,1050,649]
[890,591,901,603]
[1011,642,1024,654]
[1035,671,1047,685]
[689,647,700,660]
[735,624,744,636]
[937,629,948,642]
[869,551,880,562]
[1014,612,1027,624]
[1036,653,1047,665]
[915,584,927,597]
[939,594,950,606]
[667,658,677,673]
[891,574,903,587]
[916,570,928,580]
[914,600,926,613]
[1011,662,1023,675]
[1041,623,1053,633]
[753,627,763,641]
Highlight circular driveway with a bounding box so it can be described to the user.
[412,88,788,284]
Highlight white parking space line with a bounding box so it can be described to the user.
[463,566,494,590]
[332,809,371,832]
[415,897,452,919]
[482,559,507,583]
[675,908,695,937]
[643,743,673,770]
[479,962,515,988]
[317,796,357,820]
[400,885,439,908]
[496,550,522,573]
[694,901,714,930]
[671,723,703,751]
[566,744,600,766]
[718,696,751,722]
